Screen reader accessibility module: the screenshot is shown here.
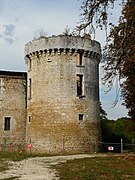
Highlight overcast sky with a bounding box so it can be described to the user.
[0,0,128,119]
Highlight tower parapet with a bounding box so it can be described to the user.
[25,35,100,57]
[25,35,101,154]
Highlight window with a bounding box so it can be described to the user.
[79,114,84,121]
[47,58,52,62]
[0,79,2,100]
[28,78,32,100]
[76,53,83,66]
[4,117,11,131]
[29,59,32,70]
[76,74,84,96]
[28,116,31,122]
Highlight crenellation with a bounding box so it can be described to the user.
[25,35,101,56]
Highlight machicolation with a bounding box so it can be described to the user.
[0,34,101,154]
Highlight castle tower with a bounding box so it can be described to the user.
[25,35,101,154]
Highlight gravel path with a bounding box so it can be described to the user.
[0,154,106,180]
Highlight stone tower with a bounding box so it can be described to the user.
[25,35,101,154]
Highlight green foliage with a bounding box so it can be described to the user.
[104,0,135,119]
[101,117,135,143]
[116,118,135,142]
[100,104,135,151]
[79,0,135,119]
[100,102,108,121]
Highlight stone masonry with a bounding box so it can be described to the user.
[0,71,27,151]
[24,35,101,154]
[0,35,101,154]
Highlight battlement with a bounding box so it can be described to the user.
[25,35,101,61]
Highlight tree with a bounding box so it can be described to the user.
[101,116,135,152]
[77,0,135,119]
[33,28,47,40]
[100,103,135,152]
[100,102,108,121]
[115,117,135,143]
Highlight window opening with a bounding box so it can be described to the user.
[77,74,84,96]
[79,53,83,65]
[29,59,31,70]
[0,79,2,100]
[4,117,11,131]
[28,116,31,122]
[29,78,32,100]
[79,114,84,121]
[47,58,52,62]
[77,53,83,66]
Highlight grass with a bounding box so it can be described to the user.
[0,151,54,162]
[0,151,37,174]
[0,151,37,162]
[54,154,135,180]
[0,151,52,174]
[0,152,135,179]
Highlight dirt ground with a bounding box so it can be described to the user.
[0,154,99,180]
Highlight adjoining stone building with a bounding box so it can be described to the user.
[0,71,27,151]
[0,35,101,154]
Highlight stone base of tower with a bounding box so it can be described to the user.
[26,121,101,155]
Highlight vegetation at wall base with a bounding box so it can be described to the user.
[0,151,34,161]
[0,151,52,162]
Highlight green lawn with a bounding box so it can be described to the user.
[54,155,135,180]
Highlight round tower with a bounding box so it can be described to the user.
[25,35,101,154]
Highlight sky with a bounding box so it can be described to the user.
[0,0,128,119]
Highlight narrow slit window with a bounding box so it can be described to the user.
[29,78,32,100]
[77,74,83,96]
[79,114,84,121]
[29,59,32,70]
[77,53,83,66]
[0,79,2,100]
[4,117,11,131]
[79,53,83,65]
[28,116,31,122]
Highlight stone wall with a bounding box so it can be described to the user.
[25,35,101,154]
[0,71,27,151]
